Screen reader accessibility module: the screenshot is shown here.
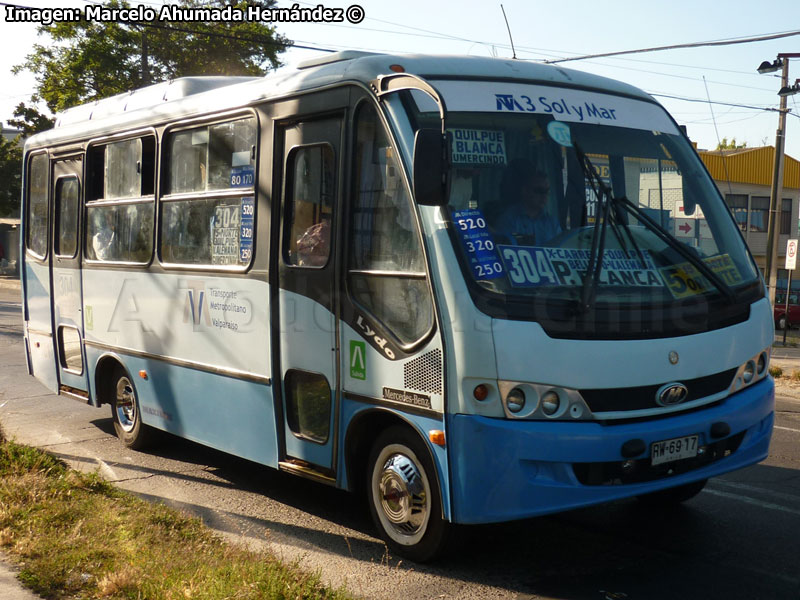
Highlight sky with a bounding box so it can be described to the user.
[1,0,799,160]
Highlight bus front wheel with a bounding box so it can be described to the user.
[110,367,153,450]
[366,426,449,562]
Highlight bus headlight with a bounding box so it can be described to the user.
[541,391,561,416]
[742,360,756,383]
[757,352,768,376]
[506,387,526,413]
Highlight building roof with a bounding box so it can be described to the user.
[698,146,800,190]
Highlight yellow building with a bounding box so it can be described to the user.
[698,147,800,280]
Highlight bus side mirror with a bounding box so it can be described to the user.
[413,128,449,206]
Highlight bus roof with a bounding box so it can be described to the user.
[25,51,655,150]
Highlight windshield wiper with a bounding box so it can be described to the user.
[572,144,735,310]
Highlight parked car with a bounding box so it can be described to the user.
[774,293,800,329]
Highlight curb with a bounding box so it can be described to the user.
[0,554,44,600]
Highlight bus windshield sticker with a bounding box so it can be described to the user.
[452,209,504,280]
[547,121,572,147]
[448,128,507,165]
[240,197,254,263]
[499,246,663,288]
[660,254,743,299]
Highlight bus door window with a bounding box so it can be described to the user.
[26,154,49,258]
[284,369,331,443]
[283,145,334,267]
[347,103,433,345]
[54,178,80,258]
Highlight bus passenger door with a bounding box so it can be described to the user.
[274,115,343,475]
[50,157,88,397]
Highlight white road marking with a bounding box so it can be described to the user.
[773,425,800,434]
[712,479,800,505]
[703,489,800,517]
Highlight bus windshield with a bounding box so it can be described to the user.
[409,81,761,335]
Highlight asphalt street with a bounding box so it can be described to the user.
[1,279,799,600]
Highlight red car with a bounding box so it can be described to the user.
[774,293,800,329]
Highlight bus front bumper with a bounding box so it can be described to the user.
[447,377,774,524]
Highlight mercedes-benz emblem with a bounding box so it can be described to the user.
[656,382,689,406]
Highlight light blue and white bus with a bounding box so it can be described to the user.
[21,52,774,561]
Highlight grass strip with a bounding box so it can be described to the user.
[0,427,353,600]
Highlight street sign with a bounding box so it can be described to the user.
[786,239,798,270]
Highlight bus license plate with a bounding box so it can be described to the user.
[651,435,699,466]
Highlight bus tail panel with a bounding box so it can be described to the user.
[447,378,773,524]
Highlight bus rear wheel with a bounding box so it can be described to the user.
[366,426,449,562]
[110,367,153,450]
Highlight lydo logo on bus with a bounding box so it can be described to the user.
[355,314,395,360]
[656,382,689,407]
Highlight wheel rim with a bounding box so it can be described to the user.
[371,444,431,546]
[115,376,137,433]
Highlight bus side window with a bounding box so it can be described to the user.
[85,136,155,264]
[347,103,434,344]
[160,117,257,268]
[26,154,49,258]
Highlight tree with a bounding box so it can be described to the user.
[715,137,748,151]
[0,133,22,217]
[15,0,290,113]
[15,0,289,113]
[3,0,290,214]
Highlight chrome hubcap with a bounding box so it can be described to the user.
[115,377,136,433]
[378,453,428,536]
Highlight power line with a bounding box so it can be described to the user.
[651,92,800,120]
[544,30,800,64]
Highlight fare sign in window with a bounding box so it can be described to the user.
[452,209,504,280]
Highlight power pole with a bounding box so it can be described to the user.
[760,53,800,307]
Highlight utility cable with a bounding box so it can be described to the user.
[544,30,800,64]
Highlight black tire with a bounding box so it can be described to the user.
[636,478,707,506]
[366,425,449,562]
[110,366,153,450]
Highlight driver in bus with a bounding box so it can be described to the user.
[494,159,561,246]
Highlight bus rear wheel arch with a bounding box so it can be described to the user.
[366,425,449,562]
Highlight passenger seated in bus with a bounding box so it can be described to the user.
[295,218,331,267]
[92,211,116,261]
[494,159,561,246]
